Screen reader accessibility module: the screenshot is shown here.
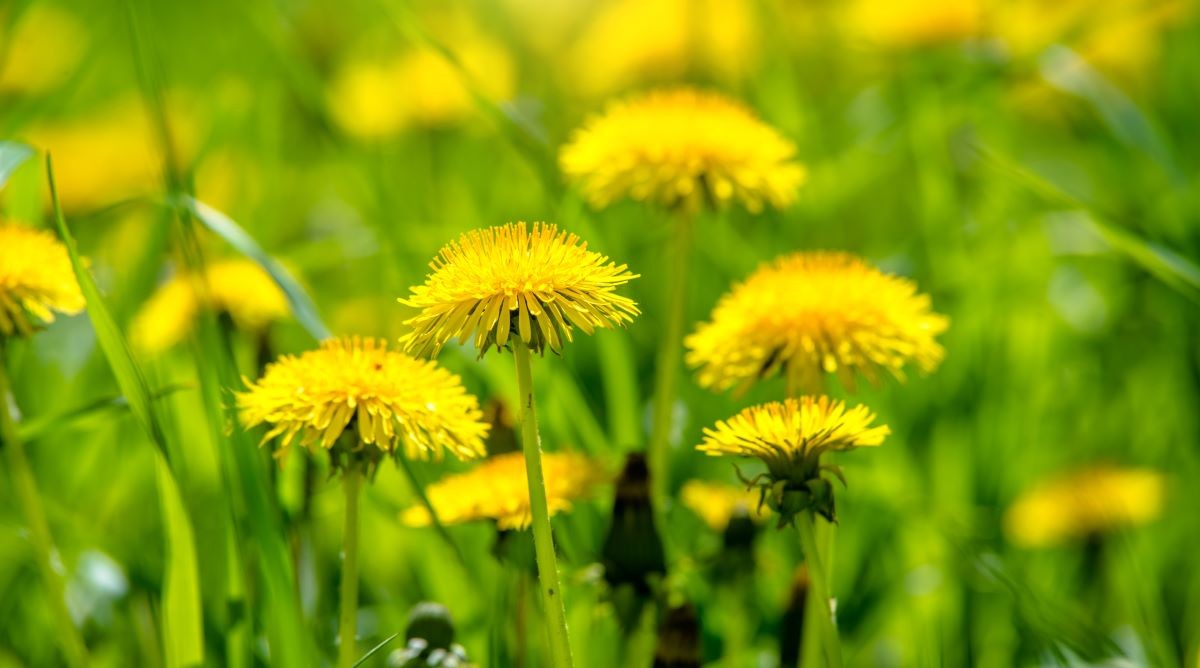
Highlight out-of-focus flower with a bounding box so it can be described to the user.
[24,97,197,211]
[681,480,770,532]
[237,337,488,463]
[698,396,888,525]
[0,224,84,337]
[561,88,805,213]
[130,259,290,355]
[993,0,1192,84]
[686,251,947,395]
[400,451,607,530]
[1005,466,1165,548]
[844,0,982,49]
[327,18,514,139]
[0,4,87,95]
[562,0,760,99]
[400,222,639,357]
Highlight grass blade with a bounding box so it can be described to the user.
[0,141,34,189]
[47,154,205,667]
[181,196,331,340]
[17,382,194,442]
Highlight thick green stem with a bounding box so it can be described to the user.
[647,212,693,508]
[512,337,574,668]
[796,511,843,668]
[336,465,361,668]
[0,354,89,668]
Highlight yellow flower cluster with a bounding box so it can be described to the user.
[1005,466,1164,548]
[686,252,948,395]
[237,337,489,462]
[0,225,85,337]
[401,222,639,357]
[401,451,607,530]
[560,88,805,213]
[131,259,290,355]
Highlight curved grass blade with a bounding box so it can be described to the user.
[17,382,194,442]
[179,196,331,341]
[352,631,401,668]
[47,155,205,667]
[0,141,34,189]
[975,145,1200,303]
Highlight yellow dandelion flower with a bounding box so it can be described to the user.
[401,451,607,530]
[0,4,87,96]
[560,88,806,213]
[400,222,639,357]
[237,337,488,462]
[698,396,889,524]
[681,480,770,532]
[1004,466,1165,548]
[686,251,948,395]
[0,224,85,337]
[130,259,290,355]
[845,0,982,48]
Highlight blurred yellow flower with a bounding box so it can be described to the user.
[0,224,84,337]
[400,222,639,357]
[401,451,607,530]
[25,97,197,212]
[130,259,290,355]
[845,0,982,48]
[238,337,488,462]
[560,88,805,213]
[0,4,86,95]
[562,0,759,99]
[328,28,514,139]
[699,396,888,524]
[1005,466,1165,548]
[686,251,948,395]
[681,480,769,532]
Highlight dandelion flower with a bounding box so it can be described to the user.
[845,0,981,48]
[1005,466,1164,548]
[560,88,805,213]
[681,480,770,532]
[698,396,888,524]
[0,224,84,337]
[401,451,607,530]
[400,222,639,357]
[686,251,948,395]
[130,259,290,355]
[237,337,488,463]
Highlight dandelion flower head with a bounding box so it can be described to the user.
[686,251,948,395]
[131,259,290,355]
[0,224,84,337]
[698,396,889,524]
[1005,466,1164,548]
[401,222,639,357]
[401,451,607,530]
[560,88,805,213]
[237,337,488,463]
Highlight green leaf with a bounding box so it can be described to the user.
[17,383,194,442]
[180,196,332,340]
[47,154,205,667]
[0,141,34,189]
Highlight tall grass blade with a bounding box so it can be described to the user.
[47,155,205,667]
[0,141,33,188]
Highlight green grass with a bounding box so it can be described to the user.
[2,0,1199,666]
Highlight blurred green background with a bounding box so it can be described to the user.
[1,0,1198,665]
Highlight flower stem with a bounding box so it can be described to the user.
[512,337,574,668]
[0,353,89,668]
[336,464,361,668]
[647,211,693,508]
[796,511,843,668]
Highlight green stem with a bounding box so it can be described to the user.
[647,212,693,508]
[336,465,361,668]
[0,353,89,668]
[512,337,574,668]
[796,511,843,668]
